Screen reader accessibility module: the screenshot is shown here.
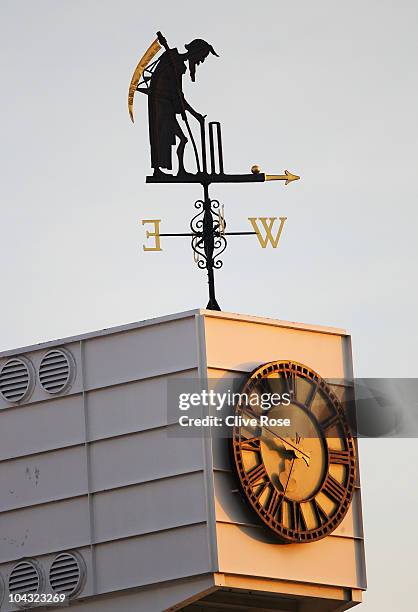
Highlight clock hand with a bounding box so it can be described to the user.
[279,435,301,500]
[283,440,310,467]
[249,416,310,464]
[289,433,310,467]
[241,408,310,465]
[280,457,296,501]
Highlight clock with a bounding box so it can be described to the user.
[230,360,356,543]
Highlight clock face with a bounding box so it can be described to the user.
[230,360,356,543]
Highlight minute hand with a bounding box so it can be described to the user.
[266,429,310,466]
[242,408,310,466]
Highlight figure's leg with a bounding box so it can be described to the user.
[177,136,187,174]
[174,121,188,175]
[153,167,168,177]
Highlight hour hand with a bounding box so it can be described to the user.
[293,447,310,467]
[280,438,310,467]
[258,420,311,466]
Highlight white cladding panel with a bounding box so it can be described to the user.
[215,522,365,588]
[0,497,90,563]
[71,575,215,612]
[86,372,190,440]
[0,395,84,461]
[92,472,207,542]
[0,445,87,512]
[89,425,205,491]
[83,317,197,390]
[203,315,352,379]
[94,524,211,592]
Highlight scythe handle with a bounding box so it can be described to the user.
[157,31,168,50]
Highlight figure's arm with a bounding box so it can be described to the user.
[156,30,205,124]
[182,97,206,123]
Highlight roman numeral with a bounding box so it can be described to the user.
[329,449,350,465]
[306,384,318,409]
[266,487,282,519]
[312,498,329,526]
[320,413,340,431]
[284,370,296,400]
[323,475,346,504]
[246,463,268,487]
[288,501,307,531]
[296,503,307,531]
[255,481,269,501]
[239,437,261,452]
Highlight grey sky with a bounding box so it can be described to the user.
[1,1,418,609]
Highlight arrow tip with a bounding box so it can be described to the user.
[284,170,300,185]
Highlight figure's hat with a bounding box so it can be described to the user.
[185,39,219,59]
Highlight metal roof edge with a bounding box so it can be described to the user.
[0,308,348,358]
[198,309,348,336]
[0,309,202,358]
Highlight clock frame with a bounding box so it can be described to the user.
[230,360,356,543]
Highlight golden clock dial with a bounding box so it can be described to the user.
[230,360,356,543]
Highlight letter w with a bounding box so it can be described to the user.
[248,217,287,248]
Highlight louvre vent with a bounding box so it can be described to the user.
[8,560,41,596]
[0,358,34,403]
[39,349,75,394]
[49,552,85,598]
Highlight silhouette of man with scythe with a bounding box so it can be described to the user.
[147,33,218,177]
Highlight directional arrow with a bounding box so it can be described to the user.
[264,169,300,185]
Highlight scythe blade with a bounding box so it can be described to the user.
[128,38,161,123]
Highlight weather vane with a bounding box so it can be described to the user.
[129,31,300,310]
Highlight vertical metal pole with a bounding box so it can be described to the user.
[203,183,221,311]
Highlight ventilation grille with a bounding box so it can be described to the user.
[49,553,84,597]
[8,561,40,595]
[39,350,73,394]
[0,358,32,403]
